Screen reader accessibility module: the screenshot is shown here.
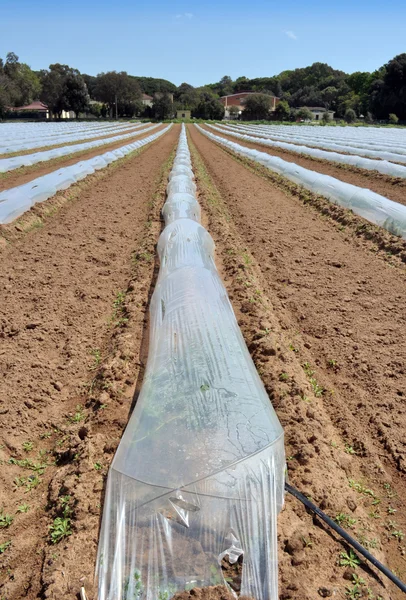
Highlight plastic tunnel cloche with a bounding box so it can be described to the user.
[96,125,286,600]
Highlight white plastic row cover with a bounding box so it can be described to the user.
[197,125,406,239]
[0,121,137,145]
[226,122,406,150]
[0,122,146,154]
[210,124,406,177]
[0,125,172,224]
[96,124,285,600]
[0,124,159,173]
[226,122,406,157]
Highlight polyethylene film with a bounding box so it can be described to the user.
[96,125,285,600]
[209,124,406,178]
[197,125,406,239]
[0,125,172,225]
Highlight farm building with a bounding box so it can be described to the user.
[141,93,153,107]
[220,91,279,118]
[8,100,50,119]
[299,106,335,121]
[176,109,191,120]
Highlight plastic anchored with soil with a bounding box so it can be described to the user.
[0,125,172,224]
[96,125,285,600]
[197,125,406,239]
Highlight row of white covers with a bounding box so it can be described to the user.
[0,125,171,224]
[237,123,406,151]
[0,122,143,154]
[226,122,406,159]
[0,120,135,145]
[197,125,406,239]
[96,125,285,600]
[212,124,406,177]
[0,124,158,173]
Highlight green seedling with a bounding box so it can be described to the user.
[345,444,356,455]
[8,457,47,475]
[335,513,357,528]
[339,550,361,568]
[94,462,102,471]
[328,359,338,368]
[0,510,13,528]
[387,506,397,515]
[0,541,11,554]
[89,348,102,371]
[40,432,52,439]
[16,503,30,513]
[68,404,85,423]
[22,441,33,452]
[49,517,72,544]
[279,372,289,382]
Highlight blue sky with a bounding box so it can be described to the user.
[1,0,405,86]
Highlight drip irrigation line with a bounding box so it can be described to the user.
[285,482,406,594]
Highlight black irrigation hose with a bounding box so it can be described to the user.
[285,482,406,595]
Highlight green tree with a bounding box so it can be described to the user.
[274,100,291,121]
[40,64,74,117]
[344,108,357,123]
[296,107,314,121]
[322,111,331,123]
[243,93,273,120]
[61,72,89,117]
[93,71,141,117]
[388,113,399,124]
[153,93,173,120]
[228,105,240,118]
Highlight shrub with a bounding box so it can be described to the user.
[388,113,399,124]
[344,109,357,123]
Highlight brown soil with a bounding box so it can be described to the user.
[204,125,406,207]
[0,123,151,159]
[188,124,406,600]
[0,124,179,599]
[0,120,405,600]
[0,124,164,192]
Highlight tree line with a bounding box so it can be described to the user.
[208,54,406,121]
[1,51,405,122]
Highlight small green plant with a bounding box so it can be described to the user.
[89,348,102,371]
[8,457,47,474]
[392,530,404,541]
[94,462,102,471]
[68,404,85,423]
[279,372,289,382]
[301,536,313,548]
[49,517,72,544]
[335,513,357,528]
[200,384,210,392]
[288,343,299,353]
[16,503,30,513]
[387,506,397,515]
[0,510,14,528]
[242,252,252,266]
[328,359,338,368]
[0,540,11,554]
[340,549,360,568]
[348,480,376,498]
[302,362,324,397]
[22,441,33,452]
[40,432,52,439]
[345,444,356,455]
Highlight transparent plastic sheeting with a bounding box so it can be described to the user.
[225,123,406,155]
[96,125,285,600]
[0,125,171,224]
[0,124,158,173]
[197,125,406,239]
[0,122,145,154]
[209,124,406,177]
[0,121,136,145]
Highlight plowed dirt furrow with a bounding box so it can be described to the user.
[0,125,179,600]
[188,123,406,600]
[0,124,163,192]
[202,125,406,207]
